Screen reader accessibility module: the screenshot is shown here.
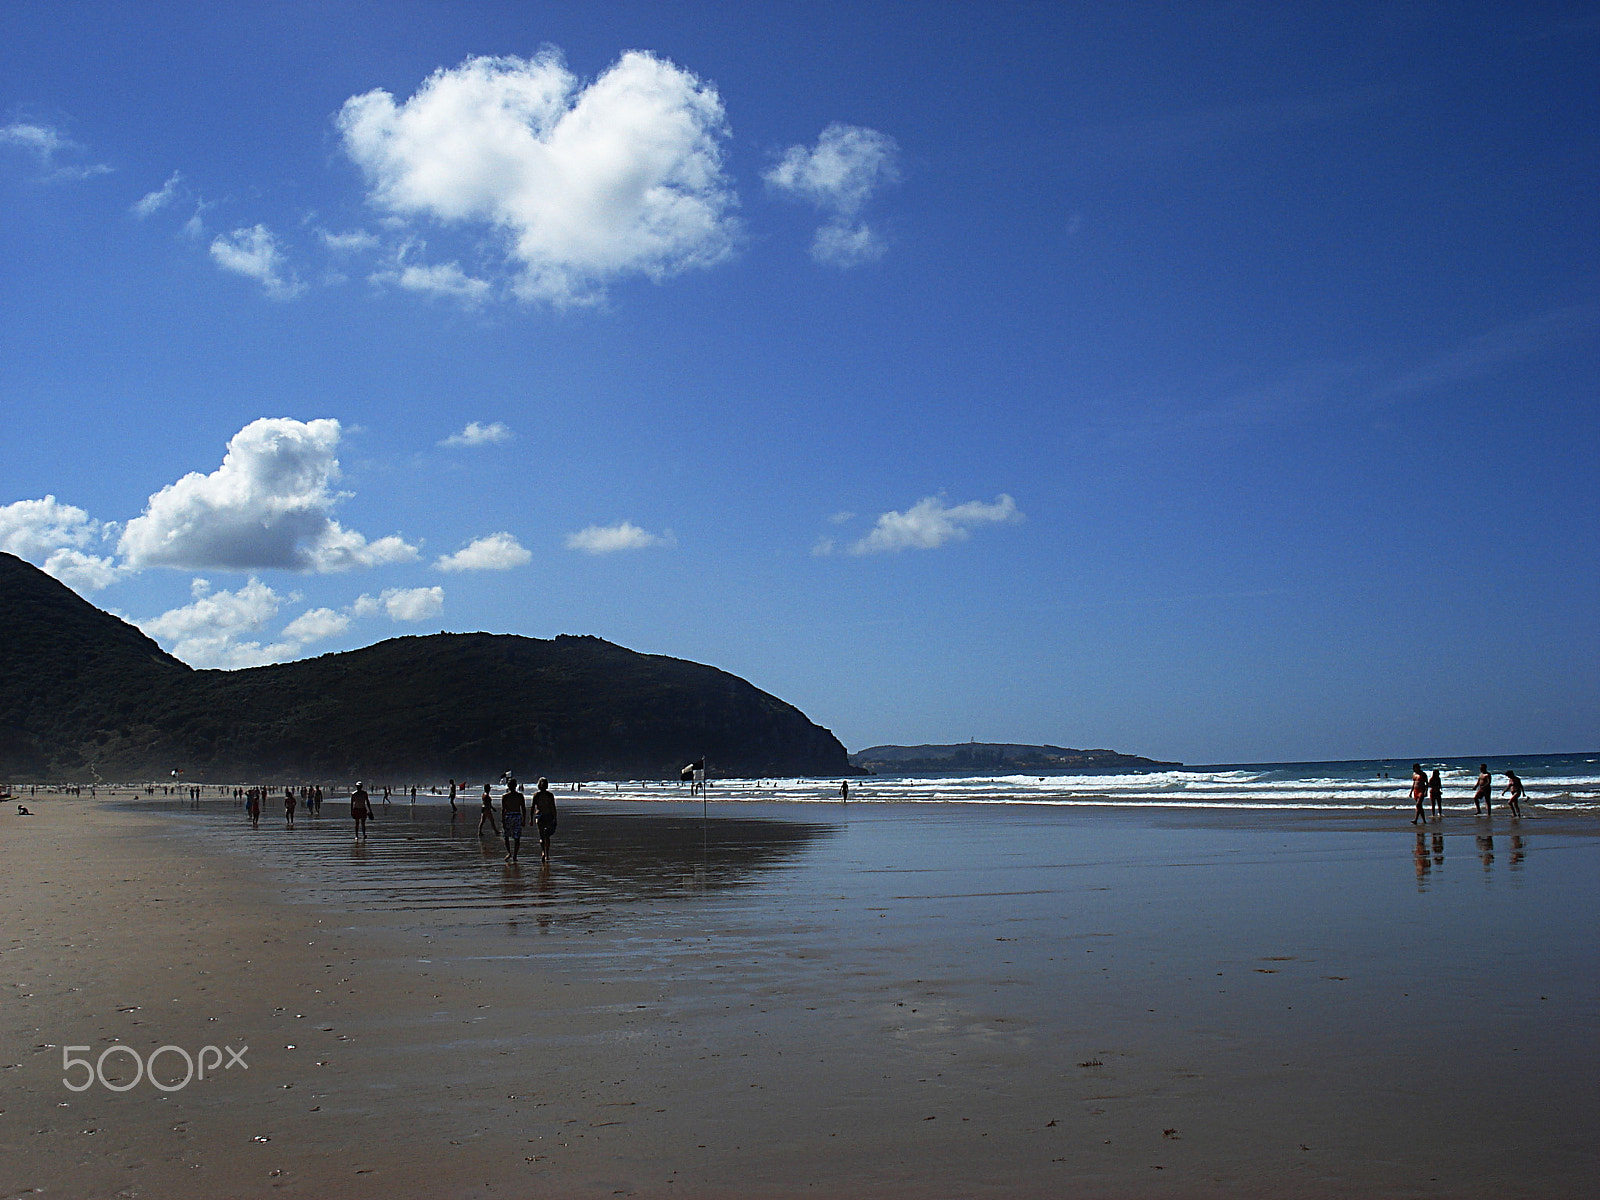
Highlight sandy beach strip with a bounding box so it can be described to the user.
[3,792,1597,1199]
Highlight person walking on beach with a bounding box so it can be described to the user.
[1410,763,1428,825]
[1428,769,1443,821]
[246,788,260,827]
[1502,770,1525,818]
[477,783,498,836]
[1472,764,1492,816]
[501,778,526,862]
[531,777,557,862]
[448,778,458,818]
[350,781,372,840]
[284,786,297,828]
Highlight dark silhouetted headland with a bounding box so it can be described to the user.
[0,552,856,781]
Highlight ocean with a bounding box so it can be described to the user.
[646,751,1600,813]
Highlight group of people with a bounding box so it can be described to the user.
[238,784,326,827]
[468,776,558,862]
[342,775,557,862]
[1411,763,1525,824]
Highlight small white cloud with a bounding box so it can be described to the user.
[376,260,493,303]
[827,511,856,525]
[810,220,887,267]
[1,120,113,181]
[131,171,183,218]
[440,420,513,448]
[320,228,380,253]
[811,536,836,557]
[279,606,352,644]
[765,123,899,266]
[1,122,67,156]
[351,586,444,622]
[434,532,531,571]
[849,494,1021,555]
[337,49,738,306]
[118,417,419,573]
[137,577,300,668]
[564,521,674,555]
[210,224,304,298]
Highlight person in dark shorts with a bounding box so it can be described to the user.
[531,777,557,862]
[1471,764,1492,815]
[284,786,297,828]
[477,783,498,836]
[1428,769,1443,821]
[502,778,526,862]
[350,781,372,839]
[1502,770,1525,818]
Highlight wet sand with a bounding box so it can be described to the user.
[3,792,1597,1198]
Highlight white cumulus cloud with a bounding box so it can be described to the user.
[849,495,1021,555]
[210,224,304,298]
[0,496,121,591]
[440,420,513,447]
[43,548,122,592]
[0,495,99,559]
[279,606,352,643]
[563,521,674,555]
[434,532,531,571]
[137,577,300,669]
[765,123,899,266]
[352,586,444,621]
[337,49,738,306]
[118,417,419,573]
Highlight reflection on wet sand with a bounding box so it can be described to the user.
[1476,832,1525,872]
[1412,827,1531,890]
[129,800,837,925]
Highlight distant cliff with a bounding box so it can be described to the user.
[850,742,1180,774]
[0,552,857,781]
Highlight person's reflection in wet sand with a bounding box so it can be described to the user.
[534,861,555,933]
[1510,834,1526,870]
[1432,832,1444,868]
[500,856,526,928]
[1478,833,1495,872]
[1413,831,1431,888]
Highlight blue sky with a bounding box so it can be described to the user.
[3,1,1597,764]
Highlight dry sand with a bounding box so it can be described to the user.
[2,792,1596,1199]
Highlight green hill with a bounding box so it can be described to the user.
[0,552,855,782]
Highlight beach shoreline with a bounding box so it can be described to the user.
[3,791,1597,1198]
